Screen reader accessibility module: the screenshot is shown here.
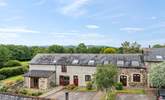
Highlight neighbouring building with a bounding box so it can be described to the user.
[23,48,165,90]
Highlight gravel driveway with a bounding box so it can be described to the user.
[45,90,101,100]
[116,94,149,100]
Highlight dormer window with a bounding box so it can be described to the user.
[72,59,79,64]
[88,60,95,65]
[53,60,57,64]
[131,61,139,67]
[103,60,109,65]
[156,55,163,60]
[117,60,124,67]
[61,65,67,72]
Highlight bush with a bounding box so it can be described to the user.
[107,91,116,100]
[19,88,28,95]
[0,84,8,92]
[0,66,28,78]
[0,74,6,80]
[115,82,123,90]
[4,60,21,67]
[65,84,77,90]
[86,82,93,90]
[3,80,15,87]
[31,92,43,96]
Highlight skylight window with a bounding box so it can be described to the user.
[53,60,57,64]
[117,60,124,67]
[131,61,139,67]
[88,60,95,65]
[156,55,163,59]
[72,59,79,64]
[104,60,109,65]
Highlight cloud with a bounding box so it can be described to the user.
[60,0,90,16]
[0,27,40,33]
[0,0,7,7]
[85,25,99,29]
[120,27,144,33]
[151,16,157,20]
[4,16,23,21]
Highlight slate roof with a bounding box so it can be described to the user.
[143,48,165,61]
[30,54,144,68]
[24,70,55,78]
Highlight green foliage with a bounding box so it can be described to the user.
[103,48,116,54]
[0,66,28,79]
[19,88,28,95]
[0,84,8,92]
[152,44,165,48]
[121,41,141,53]
[50,81,56,87]
[94,64,118,92]
[115,82,123,90]
[48,45,64,53]
[0,74,6,80]
[86,81,93,90]
[30,46,48,57]
[4,60,21,67]
[149,62,165,88]
[107,91,116,100]
[0,45,10,66]
[65,84,77,90]
[76,43,87,53]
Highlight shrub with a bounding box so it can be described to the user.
[0,84,8,92]
[3,80,15,87]
[0,74,6,80]
[65,84,77,90]
[115,82,123,90]
[107,91,116,100]
[86,82,93,90]
[19,88,28,95]
[31,92,43,96]
[4,60,21,67]
[0,66,28,78]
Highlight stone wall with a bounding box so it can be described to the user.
[39,78,48,90]
[56,65,96,86]
[118,68,147,88]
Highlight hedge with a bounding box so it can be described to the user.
[4,60,22,67]
[0,66,28,79]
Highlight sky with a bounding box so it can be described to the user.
[0,0,165,47]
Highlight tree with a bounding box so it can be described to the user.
[0,46,10,66]
[121,41,141,53]
[48,45,64,53]
[149,62,165,88]
[103,48,116,54]
[94,64,118,92]
[87,47,102,54]
[30,46,48,57]
[153,44,165,48]
[75,43,87,53]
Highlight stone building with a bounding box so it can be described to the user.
[24,53,149,90]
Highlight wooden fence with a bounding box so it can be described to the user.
[0,92,54,100]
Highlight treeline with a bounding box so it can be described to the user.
[0,41,146,66]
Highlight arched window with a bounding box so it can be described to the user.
[133,74,141,82]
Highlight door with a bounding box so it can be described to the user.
[120,75,127,86]
[30,77,39,89]
[59,76,70,86]
[73,75,78,86]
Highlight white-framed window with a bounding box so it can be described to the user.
[72,59,79,64]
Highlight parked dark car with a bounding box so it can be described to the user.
[157,89,165,100]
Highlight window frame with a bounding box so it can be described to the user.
[85,75,91,81]
[132,74,141,82]
[61,65,67,72]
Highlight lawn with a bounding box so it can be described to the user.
[20,61,29,66]
[1,75,24,84]
[74,87,97,92]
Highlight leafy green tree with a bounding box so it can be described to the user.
[64,48,75,53]
[0,46,10,66]
[48,45,64,53]
[153,44,165,48]
[30,46,48,57]
[103,48,116,54]
[75,43,87,53]
[87,47,102,53]
[149,62,165,88]
[94,64,118,92]
[121,41,141,53]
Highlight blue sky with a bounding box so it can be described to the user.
[0,0,165,47]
